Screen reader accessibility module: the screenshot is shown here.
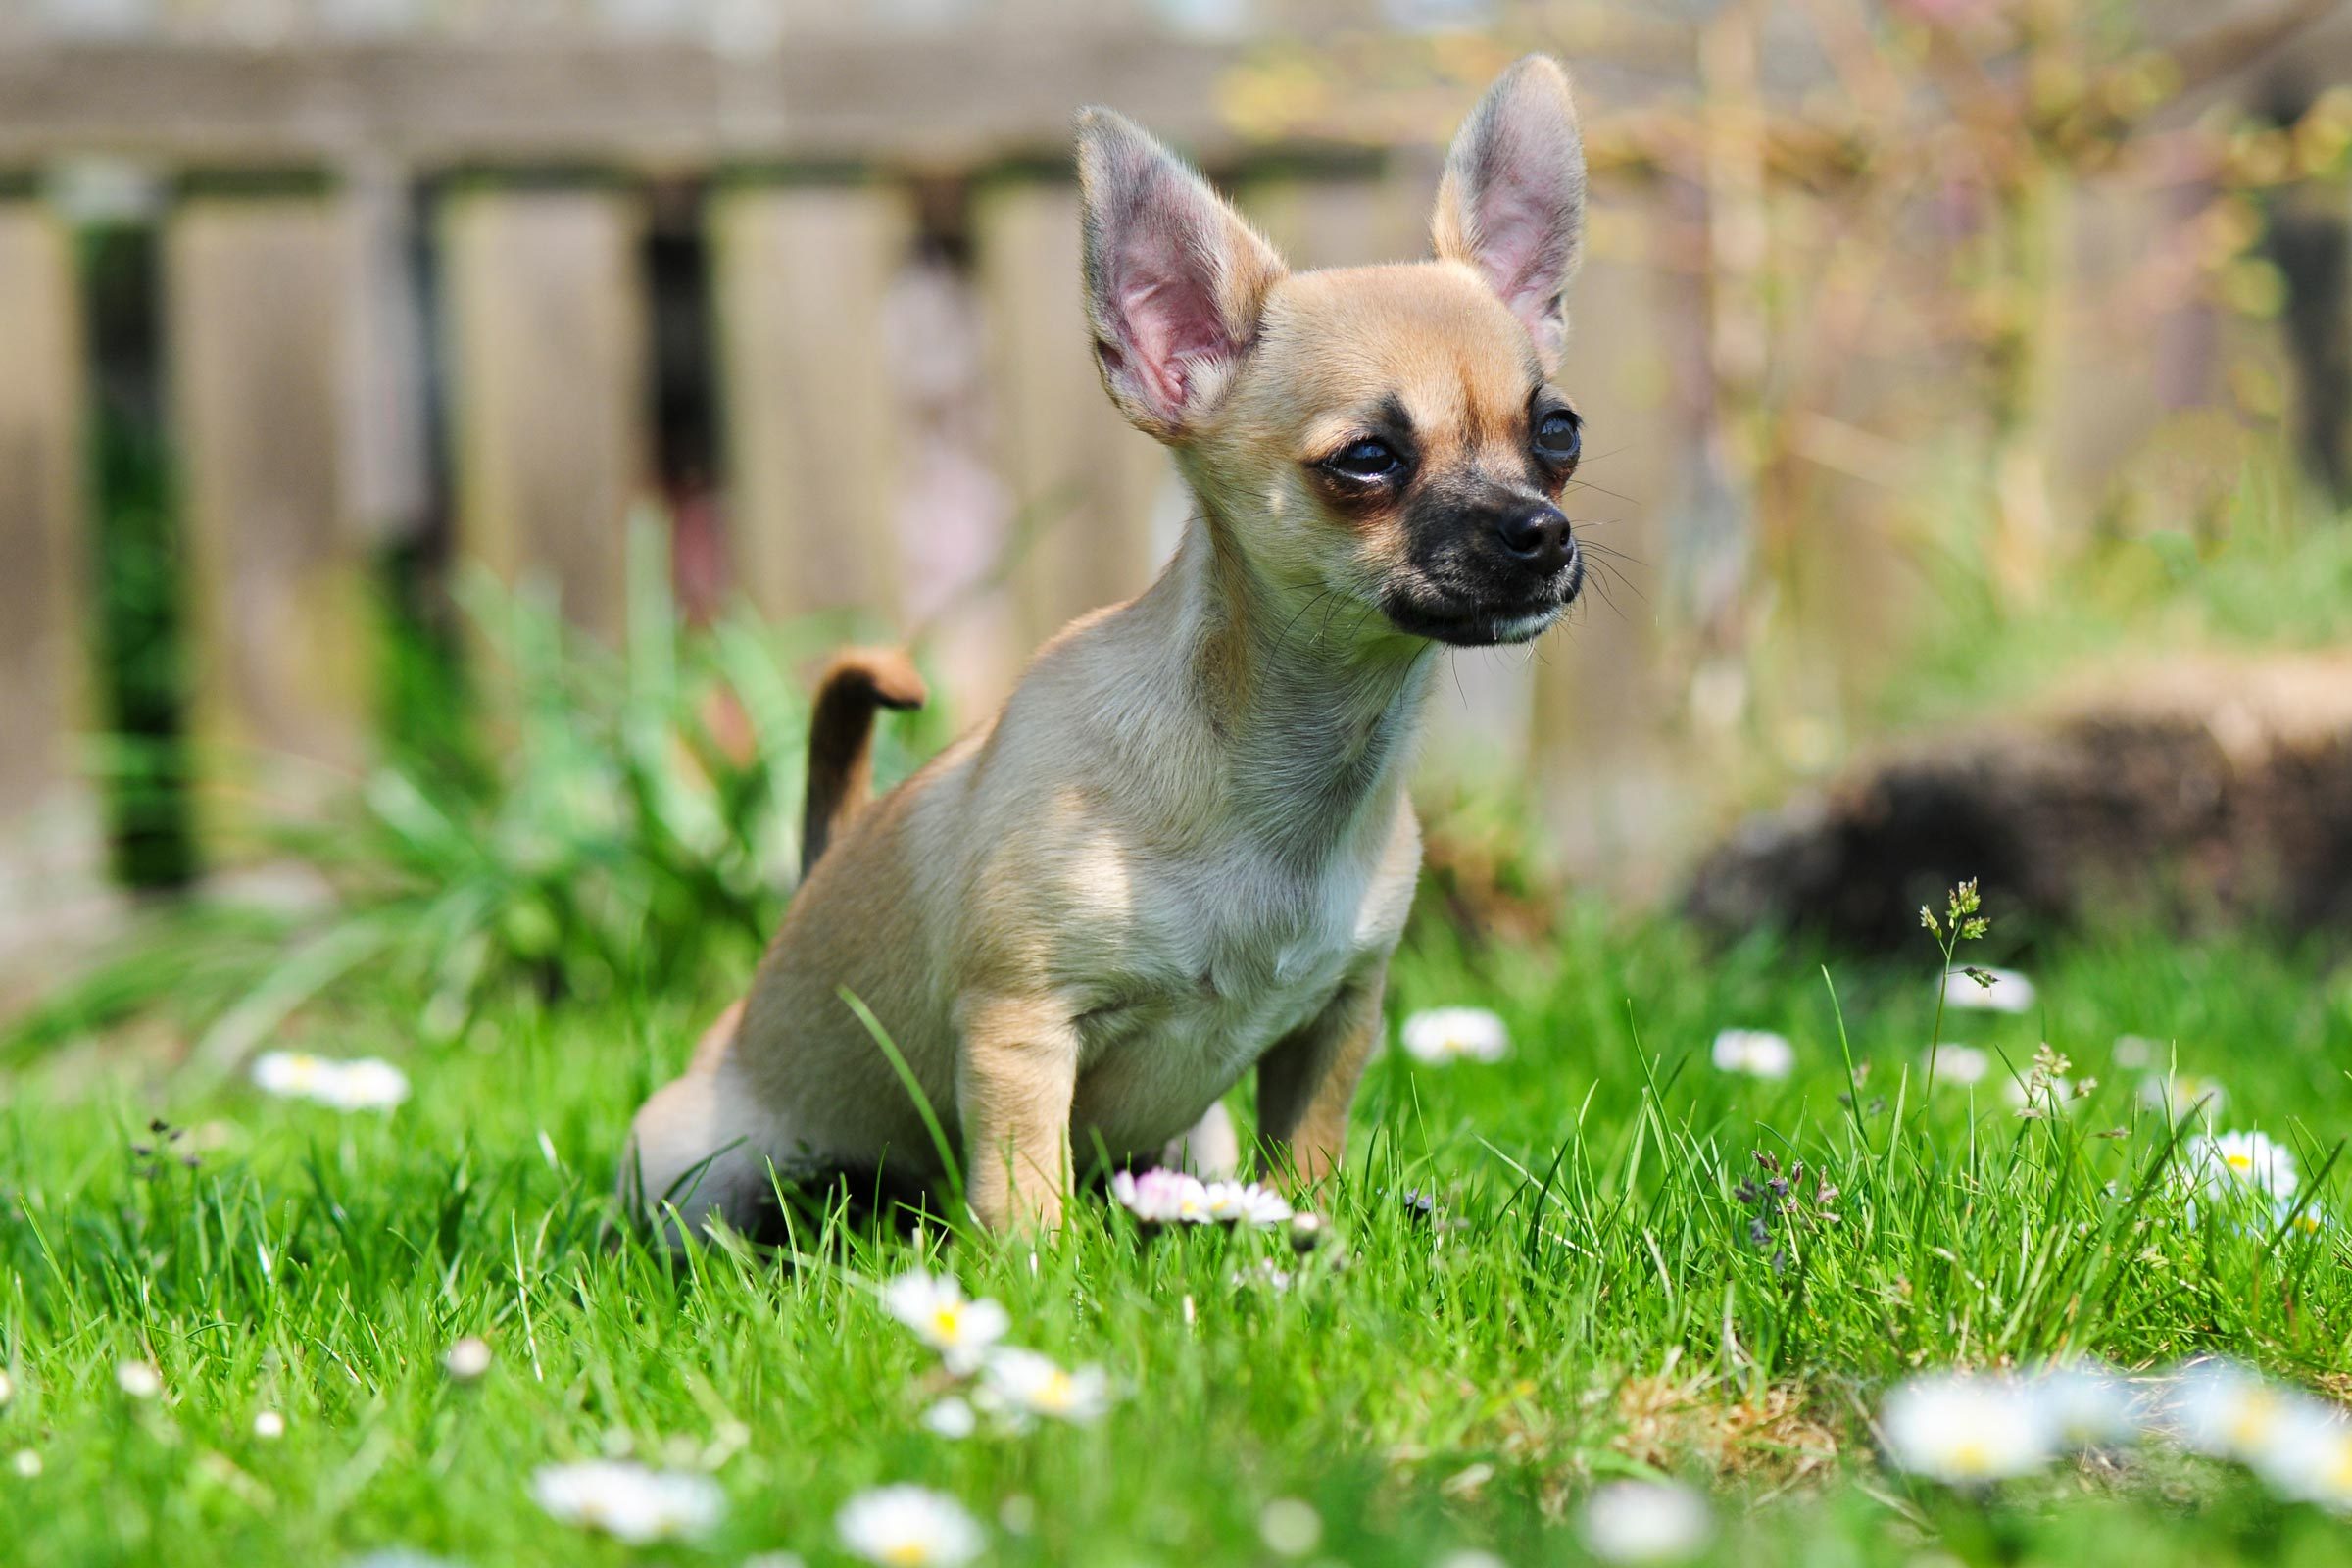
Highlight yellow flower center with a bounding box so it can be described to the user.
[2227,1154,2253,1173]
[884,1544,930,1567]
[1040,1372,1073,1410]
[931,1306,963,1340]
[2229,1395,2279,1446]
[1948,1438,1992,1475]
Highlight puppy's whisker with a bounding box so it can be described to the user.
[1567,475,1638,506]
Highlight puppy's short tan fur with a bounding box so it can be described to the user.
[626,57,1590,1236]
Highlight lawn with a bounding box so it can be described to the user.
[6,892,2352,1566]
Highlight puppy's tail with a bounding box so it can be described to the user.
[801,647,927,877]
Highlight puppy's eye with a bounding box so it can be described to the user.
[1324,438,1404,481]
[1534,409,1582,465]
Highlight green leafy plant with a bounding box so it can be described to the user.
[8,521,926,1080]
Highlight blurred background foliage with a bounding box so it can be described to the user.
[3,0,2352,1067]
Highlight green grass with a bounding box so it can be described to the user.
[6,903,2352,1566]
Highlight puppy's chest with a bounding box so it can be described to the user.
[1071,850,1403,1102]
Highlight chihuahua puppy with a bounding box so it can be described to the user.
[625,55,1588,1237]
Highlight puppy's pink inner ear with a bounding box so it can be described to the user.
[1113,269,1223,419]
[1438,65,1585,365]
[1102,207,1238,424]
[1476,176,1566,327]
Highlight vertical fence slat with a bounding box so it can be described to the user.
[0,201,91,858]
[974,177,1172,658]
[1238,159,1430,272]
[341,162,432,547]
[443,186,644,641]
[712,181,910,622]
[1529,196,1686,880]
[170,196,370,814]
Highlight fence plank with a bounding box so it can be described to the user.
[169,196,371,815]
[973,176,1173,660]
[711,180,911,623]
[1528,196,1688,884]
[442,185,645,640]
[1237,158,1431,272]
[0,202,91,847]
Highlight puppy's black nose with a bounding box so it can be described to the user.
[1495,503,1573,572]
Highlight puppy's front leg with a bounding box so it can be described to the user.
[1255,970,1387,1186]
[956,994,1081,1233]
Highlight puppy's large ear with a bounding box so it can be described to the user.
[1432,56,1587,373]
[1077,108,1288,441]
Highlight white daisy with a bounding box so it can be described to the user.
[836,1484,986,1568]
[2138,1073,2227,1119]
[10,1450,38,1478]
[977,1347,1114,1426]
[1231,1260,1296,1293]
[318,1057,410,1111]
[1434,1553,1511,1568]
[2111,1035,2160,1069]
[1111,1167,1213,1226]
[1201,1181,1294,1227]
[252,1409,286,1440]
[1943,966,2035,1012]
[2027,1362,2139,1449]
[2262,1402,2352,1511]
[530,1460,724,1543]
[2002,1075,2076,1111]
[2169,1359,2321,1467]
[116,1360,163,1399]
[0,1371,12,1406]
[1925,1044,1990,1086]
[1879,1374,2053,1485]
[442,1337,493,1381]
[252,1051,410,1111]
[920,1396,977,1440]
[2276,1194,2330,1237]
[1256,1497,1323,1558]
[1576,1479,1714,1563]
[2192,1131,2298,1202]
[252,1051,336,1099]
[879,1272,1010,1375]
[1398,1007,1509,1065]
[1710,1029,1794,1079]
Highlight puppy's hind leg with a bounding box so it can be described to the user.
[621,1009,789,1246]
[1160,1101,1240,1180]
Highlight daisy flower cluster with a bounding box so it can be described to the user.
[881,1270,1115,1433]
[2180,1127,2325,1231]
[836,1484,987,1567]
[1878,1367,2128,1485]
[1710,1028,1794,1079]
[531,1459,725,1544]
[1109,1168,1293,1229]
[1879,1359,2352,1508]
[1942,963,2037,1013]
[1576,1479,1715,1563]
[1924,1042,1990,1086]
[1398,1006,1510,1064]
[251,1051,411,1111]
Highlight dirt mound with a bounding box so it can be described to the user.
[1684,652,2352,949]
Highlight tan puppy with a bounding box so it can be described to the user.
[624,56,1590,1237]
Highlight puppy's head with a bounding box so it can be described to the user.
[1078,56,1589,648]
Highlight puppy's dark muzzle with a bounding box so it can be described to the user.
[1496,501,1574,577]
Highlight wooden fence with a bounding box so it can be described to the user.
[0,2,2340,927]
